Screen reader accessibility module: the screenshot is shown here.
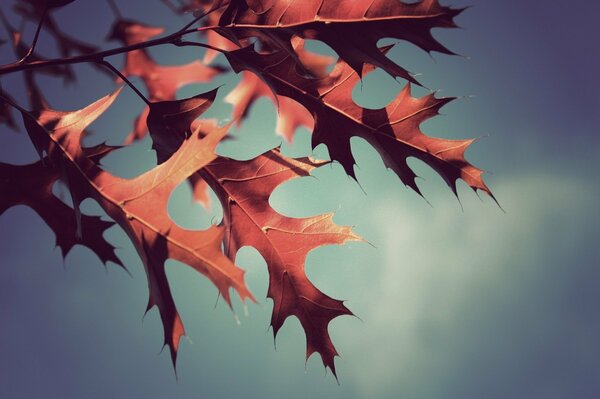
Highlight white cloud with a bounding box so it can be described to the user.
[338,174,599,397]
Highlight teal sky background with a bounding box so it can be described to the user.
[1,1,599,398]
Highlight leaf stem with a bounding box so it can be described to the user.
[98,59,151,105]
[172,39,225,54]
[179,13,205,32]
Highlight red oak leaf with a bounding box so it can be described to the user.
[108,19,225,144]
[216,0,462,84]
[0,148,122,267]
[225,44,494,199]
[20,89,254,366]
[145,108,360,376]
[225,37,332,141]
[198,149,360,377]
[0,0,496,380]
[147,88,219,163]
[146,90,221,211]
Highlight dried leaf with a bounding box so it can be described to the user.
[225,44,493,198]
[147,88,219,163]
[20,89,254,366]
[199,149,360,377]
[0,154,121,266]
[216,0,463,84]
[108,19,225,143]
[0,0,496,379]
[225,37,331,141]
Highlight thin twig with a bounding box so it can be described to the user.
[106,0,122,19]
[180,14,206,32]
[98,59,150,105]
[179,1,227,32]
[19,6,48,64]
[172,39,225,54]
[0,25,219,76]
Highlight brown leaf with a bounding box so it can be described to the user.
[224,72,311,142]
[216,0,463,84]
[188,172,211,209]
[199,149,360,377]
[0,156,121,267]
[146,107,360,375]
[147,88,219,163]
[225,44,494,199]
[108,19,225,143]
[20,89,254,366]
[225,37,331,141]
[155,117,220,211]
[197,0,241,64]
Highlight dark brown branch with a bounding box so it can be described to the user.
[0,25,220,76]
[18,6,48,64]
[179,1,227,32]
[106,0,122,19]
[97,59,150,105]
[171,39,224,54]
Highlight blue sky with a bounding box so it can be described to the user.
[1,1,599,398]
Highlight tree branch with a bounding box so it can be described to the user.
[97,59,150,105]
[106,0,122,19]
[0,25,220,76]
[18,6,48,64]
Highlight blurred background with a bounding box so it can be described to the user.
[0,1,599,398]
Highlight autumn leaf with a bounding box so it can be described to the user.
[146,89,222,211]
[108,18,225,143]
[143,102,361,375]
[197,149,360,377]
[187,170,211,209]
[215,0,462,84]
[147,88,219,163]
[225,37,332,141]
[19,88,254,366]
[0,150,122,267]
[225,44,493,199]
[0,0,496,380]
[0,71,119,265]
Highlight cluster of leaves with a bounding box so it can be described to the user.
[0,0,494,378]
